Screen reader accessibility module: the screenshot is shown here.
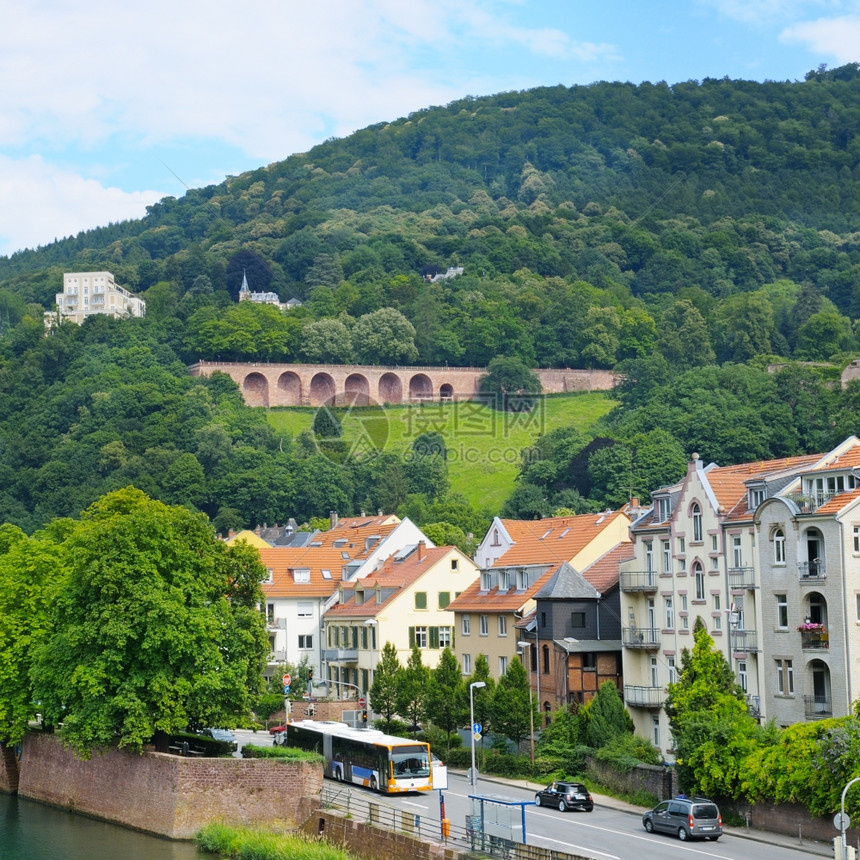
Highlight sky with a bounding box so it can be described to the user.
[0,0,858,258]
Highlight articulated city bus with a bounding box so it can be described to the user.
[284,720,433,793]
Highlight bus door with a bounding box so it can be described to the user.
[322,734,338,779]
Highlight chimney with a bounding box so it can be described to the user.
[378,509,383,516]
[228,529,236,538]
[630,497,639,508]
[417,540,426,561]
[330,510,338,529]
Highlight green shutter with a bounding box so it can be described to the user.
[430,627,439,649]
[409,626,415,648]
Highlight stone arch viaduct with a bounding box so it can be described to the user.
[188,361,618,408]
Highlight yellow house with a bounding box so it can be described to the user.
[322,543,480,700]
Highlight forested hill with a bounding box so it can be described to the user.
[2,66,860,533]
[1,66,860,372]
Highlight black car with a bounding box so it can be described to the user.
[534,781,594,812]
[642,796,722,841]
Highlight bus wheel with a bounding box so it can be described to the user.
[369,776,378,792]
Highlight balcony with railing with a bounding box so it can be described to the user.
[323,648,358,662]
[619,570,658,592]
[623,685,665,708]
[728,567,757,590]
[622,626,660,649]
[804,694,832,719]
[732,629,760,653]
[798,560,826,582]
[785,492,838,513]
[799,625,829,649]
[746,694,761,718]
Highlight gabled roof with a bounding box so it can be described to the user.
[325,546,464,619]
[489,510,629,567]
[534,562,601,601]
[259,547,338,599]
[259,515,404,600]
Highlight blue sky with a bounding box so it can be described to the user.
[1,0,858,258]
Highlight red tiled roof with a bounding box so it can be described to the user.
[325,546,461,618]
[815,486,860,514]
[808,445,860,471]
[579,543,634,593]
[448,563,562,614]
[706,454,823,520]
[490,510,629,567]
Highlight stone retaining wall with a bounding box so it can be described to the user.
[0,743,19,793]
[18,732,322,839]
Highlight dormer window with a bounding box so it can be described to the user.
[656,497,671,522]
[498,571,510,591]
[293,568,311,583]
[517,568,529,590]
[480,571,495,591]
[265,567,274,583]
[749,488,766,510]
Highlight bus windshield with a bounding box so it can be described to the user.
[391,748,430,778]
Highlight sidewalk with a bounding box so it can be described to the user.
[467,771,834,857]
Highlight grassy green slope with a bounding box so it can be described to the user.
[267,392,614,511]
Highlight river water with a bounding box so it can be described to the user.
[0,793,203,859]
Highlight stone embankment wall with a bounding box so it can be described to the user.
[17,732,321,839]
[0,743,19,793]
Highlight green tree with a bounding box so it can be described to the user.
[397,645,430,732]
[664,620,759,796]
[478,355,542,412]
[580,681,633,748]
[0,525,63,746]
[658,300,715,369]
[30,488,269,756]
[426,647,466,754]
[353,308,419,365]
[300,318,354,363]
[489,657,535,748]
[370,642,402,731]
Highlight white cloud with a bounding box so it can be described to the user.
[0,155,164,254]
[780,14,860,60]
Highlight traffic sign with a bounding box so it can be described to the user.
[283,685,290,694]
[474,732,482,742]
[472,722,482,734]
[282,673,291,687]
[358,696,366,707]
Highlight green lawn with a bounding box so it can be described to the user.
[266,392,614,511]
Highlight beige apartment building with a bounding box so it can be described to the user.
[50,272,146,325]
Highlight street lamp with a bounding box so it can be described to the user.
[517,641,535,769]
[839,776,860,860]
[364,619,378,700]
[469,681,486,788]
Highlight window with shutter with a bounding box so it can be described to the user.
[430,627,439,648]
[409,626,415,647]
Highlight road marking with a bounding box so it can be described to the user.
[531,832,619,860]
[401,801,424,808]
[529,810,734,859]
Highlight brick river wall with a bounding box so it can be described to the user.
[17,732,322,839]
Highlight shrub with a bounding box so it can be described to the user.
[241,744,324,764]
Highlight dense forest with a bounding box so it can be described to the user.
[1,65,860,532]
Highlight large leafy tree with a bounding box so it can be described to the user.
[664,620,759,796]
[30,488,269,757]
[352,308,419,365]
[478,355,542,412]
[0,524,64,746]
[369,642,401,731]
[580,681,633,748]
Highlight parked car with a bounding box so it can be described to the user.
[534,781,593,812]
[642,796,722,841]
[200,728,238,751]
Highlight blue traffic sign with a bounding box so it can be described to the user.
[284,685,290,694]
[473,722,482,734]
